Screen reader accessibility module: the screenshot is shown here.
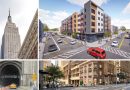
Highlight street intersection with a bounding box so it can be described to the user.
[42,32,130,59]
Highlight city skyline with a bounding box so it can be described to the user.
[39,0,130,29]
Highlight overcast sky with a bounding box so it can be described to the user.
[0,0,38,51]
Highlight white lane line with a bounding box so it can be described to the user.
[51,35,60,51]
[51,47,86,59]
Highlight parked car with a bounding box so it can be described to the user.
[57,38,62,43]
[87,47,106,59]
[70,40,76,45]
[60,35,65,38]
[111,41,119,47]
[48,44,57,52]
[9,83,17,89]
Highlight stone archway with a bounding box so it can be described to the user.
[0,61,22,87]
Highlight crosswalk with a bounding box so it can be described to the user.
[51,46,87,59]
[100,46,130,59]
[49,45,130,59]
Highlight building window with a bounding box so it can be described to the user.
[84,15,86,18]
[91,22,95,26]
[85,22,86,25]
[91,9,95,14]
[91,28,95,32]
[98,23,100,26]
[84,8,86,12]
[91,15,95,20]
[89,68,92,72]
[98,17,100,20]
[74,15,77,18]
[99,65,102,68]
[98,28,100,32]
[98,11,100,15]
[99,71,102,75]
[101,13,103,16]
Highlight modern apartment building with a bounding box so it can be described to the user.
[104,14,111,37]
[61,1,110,42]
[78,9,85,40]
[61,61,130,86]
[61,12,78,36]
[84,1,104,42]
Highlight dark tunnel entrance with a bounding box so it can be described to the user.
[0,65,20,86]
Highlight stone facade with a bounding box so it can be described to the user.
[1,10,21,59]
[18,10,38,59]
[0,61,37,86]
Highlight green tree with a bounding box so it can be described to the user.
[45,66,64,84]
[62,31,67,35]
[104,31,111,37]
[120,26,126,31]
[50,28,59,31]
[72,32,77,38]
[43,24,49,32]
[80,80,83,85]
[114,30,118,35]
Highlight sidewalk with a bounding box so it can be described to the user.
[65,34,118,47]
[39,37,46,59]
[18,86,37,90]
[85,35,118,47]
[17,86,31,90]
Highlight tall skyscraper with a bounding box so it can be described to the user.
[1,9,21,59]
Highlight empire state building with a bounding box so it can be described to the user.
[1,10,21,59]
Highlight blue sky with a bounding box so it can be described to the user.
[39,0,130,29]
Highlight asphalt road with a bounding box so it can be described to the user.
[43,33,84,59]
[43,32,130,59]
[43,84,130,90]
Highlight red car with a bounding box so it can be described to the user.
[87,47,106,59]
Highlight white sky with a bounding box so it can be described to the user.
[0,0,38,55]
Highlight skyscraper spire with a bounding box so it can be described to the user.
[8,8,12,22]
[9,8,10,17]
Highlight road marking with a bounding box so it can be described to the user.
[51,35,60,51]
[100,46,130,59]
[118,34,125,49]
[51,46,87,59]
[43,50,59,56]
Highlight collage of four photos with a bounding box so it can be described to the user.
[0,0,130,90]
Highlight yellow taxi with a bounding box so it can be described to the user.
[9,83,17,89]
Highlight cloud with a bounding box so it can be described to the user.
[39,9,70,29]
[0,0,38,46]
[122,2,130,14]
[67,0,108,7]
[112,18,130,29]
